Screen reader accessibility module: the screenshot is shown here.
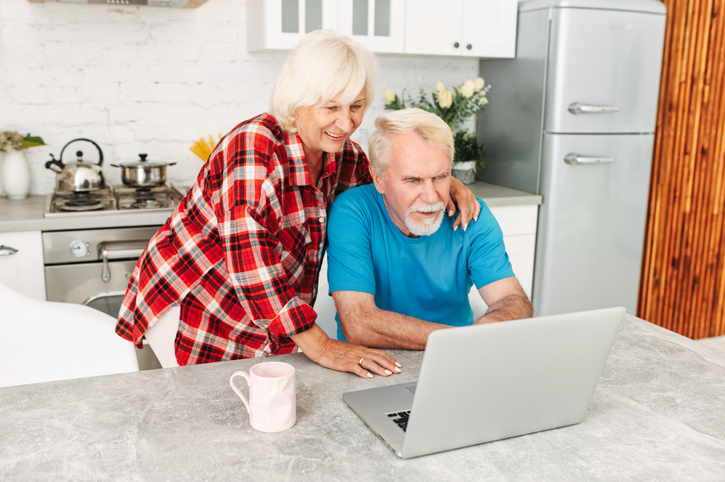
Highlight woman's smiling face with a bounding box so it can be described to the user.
[294,89,366,162]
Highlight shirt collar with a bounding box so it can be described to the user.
[284,131,338,187]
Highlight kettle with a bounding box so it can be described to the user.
[45,138,106,192]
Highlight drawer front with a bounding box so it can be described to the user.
[489,205,538,236]
[0,231,46,301]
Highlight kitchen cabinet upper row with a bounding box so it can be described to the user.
[247,0,517,58]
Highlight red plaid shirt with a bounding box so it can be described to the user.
[115,113,372,365]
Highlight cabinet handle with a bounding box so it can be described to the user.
[0,245,18,256]
[453,42,460,48]
[564,154,615,165]
[568,103,620,114]
[466,44,472,50]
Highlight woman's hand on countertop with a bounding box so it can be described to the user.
[290,324,401,378]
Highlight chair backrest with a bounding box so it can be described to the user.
[0,282,139,388]
[145,306,180,368]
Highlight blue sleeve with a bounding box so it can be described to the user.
[468,200,515,289]
[327,190,376,296]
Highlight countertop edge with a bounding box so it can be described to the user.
[0,182,541,233]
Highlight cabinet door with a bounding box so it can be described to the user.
[469,205,538,318]
[405,0,464,56]
[0,231,46,301]
[336,0,405,53]
[461,0,517,58]
[247,0,339,52]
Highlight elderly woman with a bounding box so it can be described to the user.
[115,30,479,378]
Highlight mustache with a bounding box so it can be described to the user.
[407,201,446,214]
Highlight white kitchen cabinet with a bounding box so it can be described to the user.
[468,204,537,319]
[335,0,406,54]
[405,0,517,58]
[0,231,46,301]
[247,0,339,52]
[246,0,516,58]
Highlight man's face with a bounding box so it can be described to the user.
[372,131,451,238]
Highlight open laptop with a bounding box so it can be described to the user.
[343,306,625,459]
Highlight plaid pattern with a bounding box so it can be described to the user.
[115,113,371,365]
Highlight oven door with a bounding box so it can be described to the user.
[45,259,137,318]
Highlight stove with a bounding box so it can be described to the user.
[45,184,185,217]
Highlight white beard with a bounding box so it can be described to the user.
[405,201,446,237]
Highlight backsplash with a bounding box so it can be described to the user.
[0,0,478,196]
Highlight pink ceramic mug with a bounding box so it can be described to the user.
[229,361,296,433]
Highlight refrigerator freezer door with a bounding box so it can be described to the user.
[533,134,653,316]
[544,8,665,134]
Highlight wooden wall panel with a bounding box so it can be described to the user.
[639,0,725,338]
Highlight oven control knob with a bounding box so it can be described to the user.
[70,240,90,257]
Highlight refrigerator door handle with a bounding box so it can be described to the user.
[568,103,620,114]
[564,154,615,165]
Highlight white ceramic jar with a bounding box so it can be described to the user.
[1,149,30,200]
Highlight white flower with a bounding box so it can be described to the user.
[434,81,446,97]
[438,89,453,109]
[383,89,397,104]
[458,79,475,99]
[473,77,485,93]
[479,95,489,106]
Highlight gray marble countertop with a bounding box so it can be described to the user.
[0,182,540,233]
[1,315,724,481]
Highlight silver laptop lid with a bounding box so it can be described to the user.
[401,307,625,458]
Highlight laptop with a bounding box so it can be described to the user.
[343,306,625,459]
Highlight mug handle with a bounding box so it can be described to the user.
[229,371,251,413]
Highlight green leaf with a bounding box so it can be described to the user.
[21,134,45,149]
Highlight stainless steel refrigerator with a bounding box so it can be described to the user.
[477,0,666,316]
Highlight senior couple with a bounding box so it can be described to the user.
[115,30,532,378]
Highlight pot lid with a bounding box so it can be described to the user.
[116,153,171,168]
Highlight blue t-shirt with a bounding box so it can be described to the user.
[327,184,514,341]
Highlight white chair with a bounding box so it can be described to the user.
[145,306,180,368]
[0,282,139,388]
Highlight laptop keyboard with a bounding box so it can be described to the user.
[387,410,411,432]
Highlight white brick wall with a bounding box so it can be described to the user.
[0,0,479,196]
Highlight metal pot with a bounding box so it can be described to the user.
[111,154,176,187]
[45,138,106,192]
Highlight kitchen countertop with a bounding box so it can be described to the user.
[1,314,723,481]
[0,182,541,233]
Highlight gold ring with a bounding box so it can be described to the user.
[359,357,364,366]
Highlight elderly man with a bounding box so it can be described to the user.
[326,108,532,354]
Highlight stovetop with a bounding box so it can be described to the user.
[44,184,185,218]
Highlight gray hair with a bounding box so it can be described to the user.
[269,30,377,132]
[368,108,454,178]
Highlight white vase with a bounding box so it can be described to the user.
[2,149,31,200]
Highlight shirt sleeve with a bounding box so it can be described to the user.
[211,125,317,341]
[468,200,516,289]
[327,190,377,295]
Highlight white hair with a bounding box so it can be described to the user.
[269,30,377,132]
[368,108,454,178]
